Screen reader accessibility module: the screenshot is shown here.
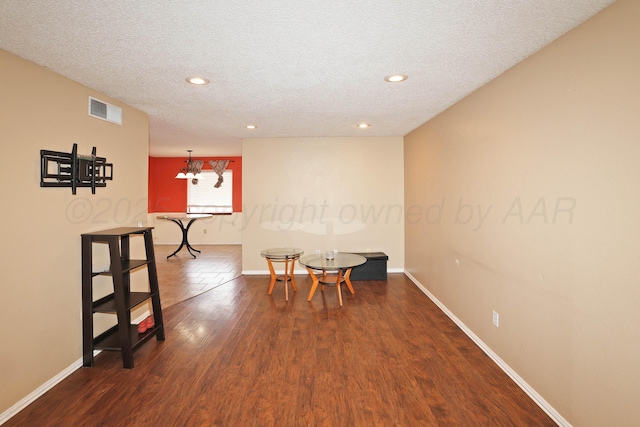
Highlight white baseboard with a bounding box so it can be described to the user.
[242,268,405,276]
[404,271,570,427]
[153,242,241,246]
[0,311,150,426]
[0,357,82,425]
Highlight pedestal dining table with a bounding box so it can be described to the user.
[156,213,212,258]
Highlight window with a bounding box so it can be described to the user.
[187,170,233,213]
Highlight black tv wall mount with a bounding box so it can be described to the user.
[40,143,113,194]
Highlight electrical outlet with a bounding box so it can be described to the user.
[315,249,321,255]
[492,311,499,327]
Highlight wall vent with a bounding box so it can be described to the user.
[88,96,122,125]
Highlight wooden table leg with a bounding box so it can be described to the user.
[266,258,277,295]
[336,269,344,306]
[267,256,300,300]
[343,267,355,295]
[284,258,289,301]
[306,267,319,301]
[307,268,354,306]
[289,258,297,291]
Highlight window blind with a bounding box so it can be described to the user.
[187,170,233,213]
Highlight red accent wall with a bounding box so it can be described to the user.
[148,156,242,213]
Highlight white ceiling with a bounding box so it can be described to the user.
[0,0,615,157]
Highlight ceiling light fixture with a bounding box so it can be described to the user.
[384,74,408,83]
[357,123,371,129]
[175,150,204,180]
[186,76,210,85]
[246,125,257,129]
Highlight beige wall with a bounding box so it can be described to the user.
[0,49,149,416]
[404,1,640,425]
[241,137,404,273]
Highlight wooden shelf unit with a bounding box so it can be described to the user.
[82,227,164,368]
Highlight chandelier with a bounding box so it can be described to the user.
[175,150,204,180]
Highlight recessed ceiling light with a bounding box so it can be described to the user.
[186,76,210,85]
[357,123,371,129]
[246,125,257,129]
[384,74,408,83]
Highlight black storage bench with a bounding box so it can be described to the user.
[349,252,388,281]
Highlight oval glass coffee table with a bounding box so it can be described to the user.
[299,253,367,306]
[261,247,304,301]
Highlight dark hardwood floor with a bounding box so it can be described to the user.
[6,246,555,426]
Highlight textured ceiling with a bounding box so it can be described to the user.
[0,0,615,156]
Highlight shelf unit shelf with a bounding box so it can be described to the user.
[93,324,162,352]
[82,227,165,369]
[92,291,153,313]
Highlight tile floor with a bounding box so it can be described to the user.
[153,244,242,307]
